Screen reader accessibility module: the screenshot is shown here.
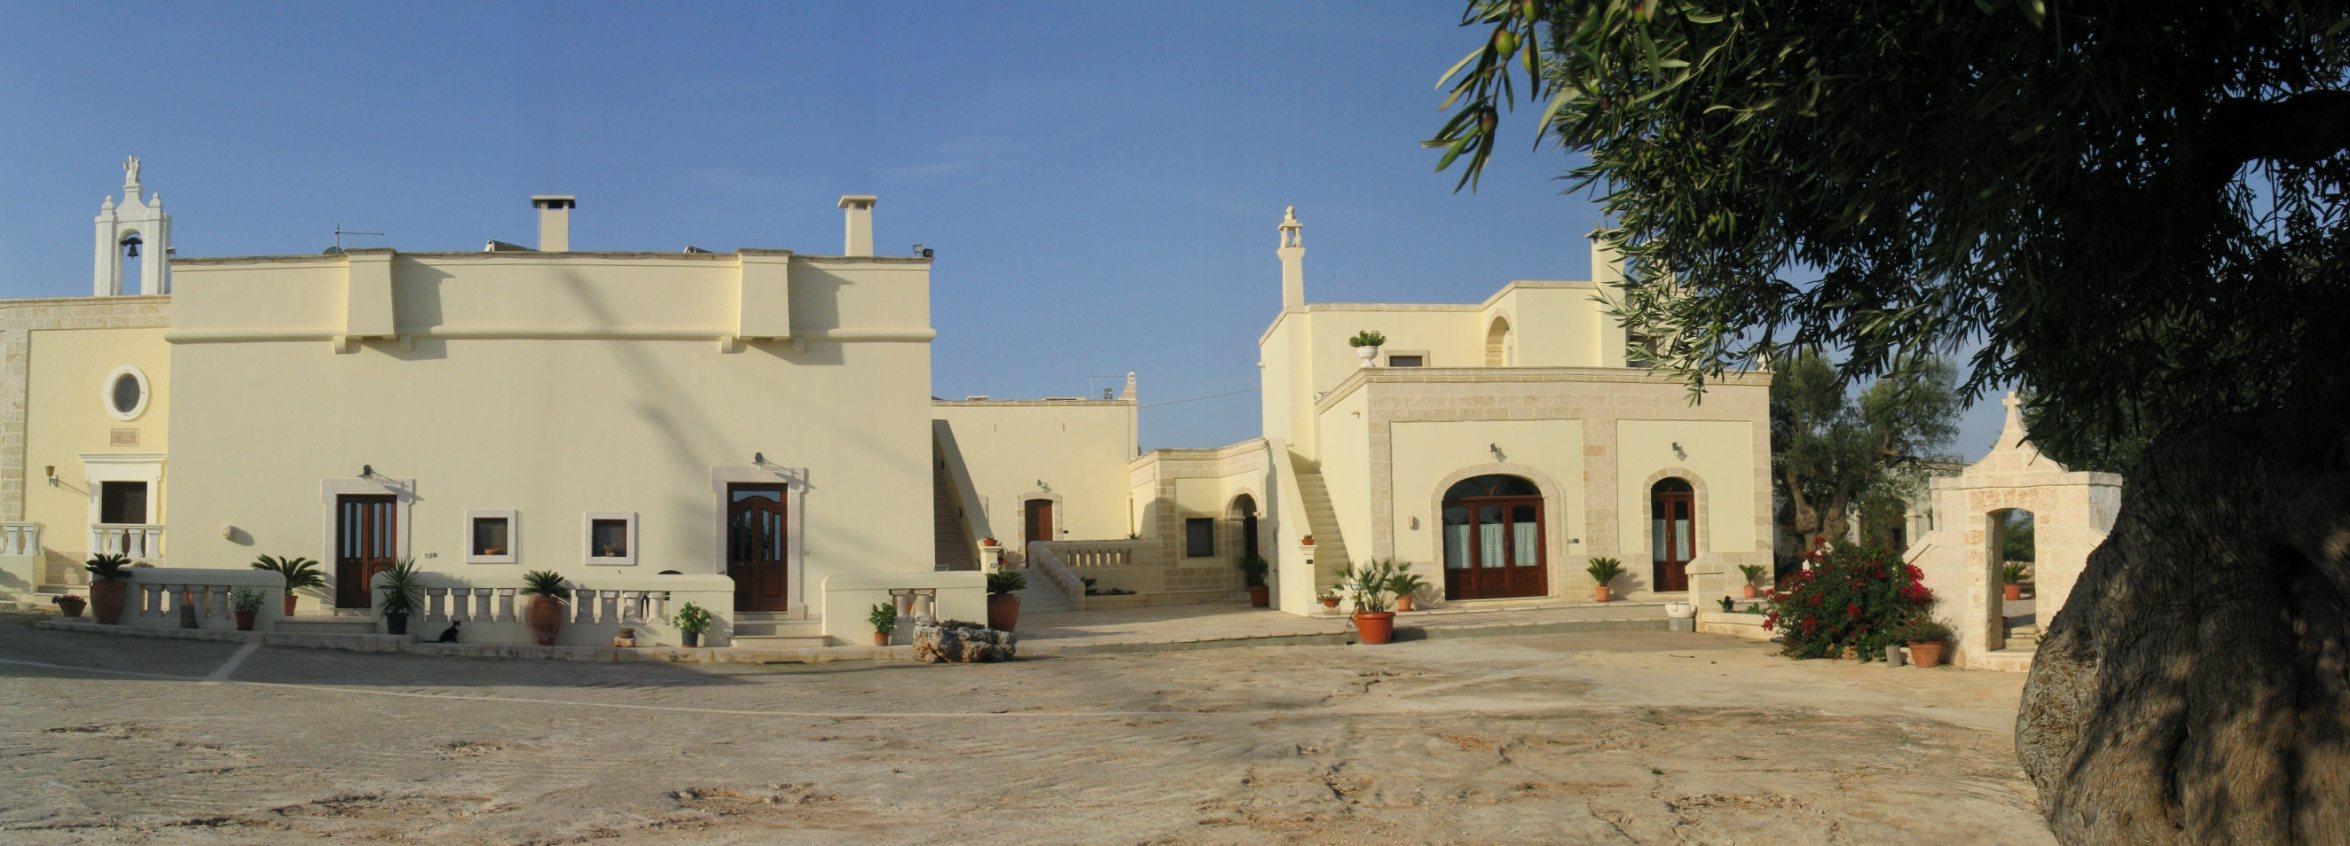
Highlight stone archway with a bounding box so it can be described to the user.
[1910,394,2122,670]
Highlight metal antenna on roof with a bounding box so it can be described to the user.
[333,224,384,252]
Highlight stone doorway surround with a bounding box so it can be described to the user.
[1909,394,2122,669]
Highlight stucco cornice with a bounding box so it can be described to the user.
[1313,366,1773,414]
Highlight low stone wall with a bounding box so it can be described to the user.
[819,571,986,640]
[1697,610,1773,642]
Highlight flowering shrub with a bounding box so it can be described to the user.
[1762,542,1934,661]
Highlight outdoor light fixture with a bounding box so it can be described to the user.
[753,452,767,466]
[360,464,374,478]
[43,465,55,486]
[1672,441,1687,459]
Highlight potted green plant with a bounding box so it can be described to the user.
[986,570,1026,631]
[231,587,265,632]
[1318,589,1340,609]
[869,602,897,647]
[519,570,570,646]
[85,553,133,625]
[53,594,86,618]
[373,558,425,636]
[1587,556,1624,603]
[2001,562,2029,601]
[1237,554,1271,608]
[674,601,712,647]
[1737,563,1767,599]
[1347,329,1387,367]
[251,554,324,617]
[1387,562,1428,612]
[1898,619,1954,668]
[1342,560,1400,644]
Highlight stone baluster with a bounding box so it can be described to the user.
[425,587,448,622]
[496,588,516,622]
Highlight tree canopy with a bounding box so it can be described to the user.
[1771,352,1961,554]
[1429,1,2350,466]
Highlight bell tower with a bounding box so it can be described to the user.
[93,156,170,297]
[1278,206,1304,312]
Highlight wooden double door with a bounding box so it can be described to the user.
[1442,495,1548,600]
[334,494,398,609]
[728,484,790,613]
[1651,480,1696,593]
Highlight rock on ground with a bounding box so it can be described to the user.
[914,621,1017,663]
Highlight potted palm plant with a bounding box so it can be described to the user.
[85,553,133,625]
[1342,560,1400,644]
[520,570,570,646]
[1237,554,1271,608]
[375,558,425,636]
[231,588,264,632]
[986,570,1025,631]
[1587,556,1624,603]
[869,602,897,647]
[1737,563,1767,599]
[2001,562,2029,601]
[1347,329,1387,367]
[674,601,712,647]
[1387,562,1428,612]
[251,554,324,617]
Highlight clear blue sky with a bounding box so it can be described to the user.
[0,1,2005,456]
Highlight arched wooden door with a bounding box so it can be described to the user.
[1651,478,1696,592]
[1441,475,1547,599]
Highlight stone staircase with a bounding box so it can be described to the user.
[731,612,831,648]
[932,454,976,571]
[1291,459,1353,592]
[2003,624,2040,652]
[1016,575,1076,614]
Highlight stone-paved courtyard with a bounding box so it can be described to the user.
[0,621,2051,844]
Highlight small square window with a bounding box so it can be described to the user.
[465,510,516,564]
[586,512,637,566]
[1184,518,1216,558]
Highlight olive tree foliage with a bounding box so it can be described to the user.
[1427,1,2350,462]
[1429,3,2350,842]
[1771,352,1960,551]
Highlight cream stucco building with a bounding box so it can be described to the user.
[1,161,1775,647]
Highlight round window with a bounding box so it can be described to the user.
[103,366,149,421]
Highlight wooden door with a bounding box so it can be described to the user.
[334,494,397,609]
[1442,496,1546,600]
[98,481,148,524]
[1024,499,1053,548]
[728,484,789,612]
[1652,486,1696,592]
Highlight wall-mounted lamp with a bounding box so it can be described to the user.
[753,452,767,466]
[44,465,55,486]
[360,464,375,479]
[1036,479,1050,492]
[1489,443,1505,461]
[1671,441,1687,459]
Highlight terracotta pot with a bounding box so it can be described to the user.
[1248,585,1270,608]
[90,580,126,625]
[2003,584,2023,601]
[682,630,701,648]
[525,596,565,645]
[987,593,1020,632]
[1909,641,1946,669]
[235,610,256,632]
[1742,584,1758,599]
[873,631,891,647]
[1354,611,1396,645]
[282,593,300,617]
[1593,585,1611,603]
[1395,594,1415,613]
[1319,596,1340,609]
[56,596,85,618]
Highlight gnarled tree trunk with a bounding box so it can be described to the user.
[2018,410,2350,843]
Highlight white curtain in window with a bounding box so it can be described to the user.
[1445,524,1470,569]
[1513,520,1538,566]
[1480,509,1505,567]
[1652,517,1668,562]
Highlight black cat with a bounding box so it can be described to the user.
[435,620,461,643]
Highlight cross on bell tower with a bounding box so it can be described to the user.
[93,156,171,297]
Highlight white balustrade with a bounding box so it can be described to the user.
[0,522,41,557]
[90,523,164,560]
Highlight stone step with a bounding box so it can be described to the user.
[733,616,823,638]
[275,617,381,635]
[730,634,834,649]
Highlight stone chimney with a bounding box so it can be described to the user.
[1590,230,1625,287]
[532,195,575,252]
[838,195,877,257]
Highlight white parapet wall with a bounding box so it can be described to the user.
[397,568,737,648]
[115,567,289,631]
[820,571,986,641]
